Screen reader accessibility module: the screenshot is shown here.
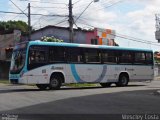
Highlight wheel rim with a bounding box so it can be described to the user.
[50,78,59,87]
[121,76,128,85]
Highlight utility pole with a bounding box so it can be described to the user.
[28,3,31,41]
[68,0,74,43]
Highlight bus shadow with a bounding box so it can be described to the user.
[0,84,147,94]
[60,84,147,90]
[0,88,40,94]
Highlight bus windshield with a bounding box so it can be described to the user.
[10,49,26,73]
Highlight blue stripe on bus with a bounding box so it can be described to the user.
[70,64,84,82]
[70,64,107,83]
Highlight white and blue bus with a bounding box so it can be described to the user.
[9,41,154,90]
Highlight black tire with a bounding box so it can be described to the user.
[49,75,62,90]
[116,74,129,87]
[36,84,48,90]
[100,83,112,87]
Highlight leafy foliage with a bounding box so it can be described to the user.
[154,51,160,63]
[41,36,63,42]
[0,20,29,35]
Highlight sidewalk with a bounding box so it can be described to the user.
[155,76,160,80]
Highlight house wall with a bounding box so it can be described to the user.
[0,33,15,79]
[31,27,93,44]
[86,31,95,44]
[0,33,14,61]
[31,27,90,44]
[31,27,70,42]
[0,61,10,79]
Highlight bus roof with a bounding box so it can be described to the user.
[27,40,153,52]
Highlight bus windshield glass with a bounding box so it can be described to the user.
[10,43,27,73]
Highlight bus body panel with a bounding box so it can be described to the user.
[9,41,154,86]
[18,64,153,84]
[132,65,154,81]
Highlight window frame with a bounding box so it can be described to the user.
[101,50,117,64]
[117,50,133,65]
[84,48,101,64]
[67,47,85,64]
[27,45,48,70]
[48,46,67,63]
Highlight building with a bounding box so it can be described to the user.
[0,33,13,79]
[0,26,117,79]
[30,26,116,46]
[0,30,21,79]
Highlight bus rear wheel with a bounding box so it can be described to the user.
[116,74,129,87]
[100,83,112,87]
[49,75,62,90]
[36,84,48,90]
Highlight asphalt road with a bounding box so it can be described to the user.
[0,80,160,120]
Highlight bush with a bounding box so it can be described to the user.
[41,36,63,42]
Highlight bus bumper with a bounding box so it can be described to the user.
[10,79,19,84]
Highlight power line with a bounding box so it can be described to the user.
[19,0,67,5]
[116,33,158,44]
[97,0,124,11]
[73,0,110,9]
[11,7,28,20]
[115,34,160,47]
[9,0,28,17]
[75,1,94,22]
[77,19,95,27]
[32,16,68,28]
[81,0,124,17]
[73,0,114,11]
[31,6,67,9]
[78,17,158,45]
[0,11,67,17]
[53,19,68,26]
[76,21,160,46]
[74,0,121,23]
[73,0,83,5]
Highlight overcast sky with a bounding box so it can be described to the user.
[0,0,160,51]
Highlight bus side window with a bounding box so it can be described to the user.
[68,47,84,63]
[49,47,54,62]
[49,46,66,63]
[134,52,146,64]
[145,52,153,65]
[85,49,101,63]
[118,51,133,64]
[29,51,36,64]
[28,46,48,70]
[102,50,117,64]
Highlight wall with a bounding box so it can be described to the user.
[31,27,89,44]
[86,31,95,44]
[155,64,160,77]
[0,33,15,79]
[0,33,14,61]
[0,61,10,79]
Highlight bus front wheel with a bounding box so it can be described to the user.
[116,74,129,87]
[100,83,112,87]
[49,75,62,90]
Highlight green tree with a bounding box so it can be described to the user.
[154,51,160,63]
[0,20,29,35]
